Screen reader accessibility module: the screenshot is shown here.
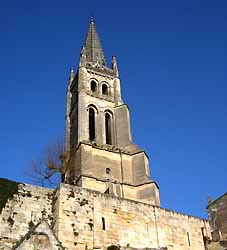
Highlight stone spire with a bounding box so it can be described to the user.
[82,16,106,66]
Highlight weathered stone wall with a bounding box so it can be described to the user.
[0,183,53,250]
[13,220,64,250]
[0,182,210,250]
[206,193,227,250]
[69,143,159,206]
[207,193,227,238]
[54,183,210,250]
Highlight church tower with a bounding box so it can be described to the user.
[0,17,211,250]
[65,17,160,206]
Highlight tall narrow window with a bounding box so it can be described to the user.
[89,108,95,141]
[102,217,105,230]
[201,227,206,248]
[90,80,97,92]
[187,232,191,246]
[105,113,112,144]
[102,84,108,95]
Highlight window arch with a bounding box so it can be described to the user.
[102,83,109,95]
[90,80,97,92]
[105,112,112,144]
[88,107,96,141]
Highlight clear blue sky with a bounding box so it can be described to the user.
[0,0,226,218]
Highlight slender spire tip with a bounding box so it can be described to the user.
[90,16,94,23]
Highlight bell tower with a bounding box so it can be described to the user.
[65,17,160,206]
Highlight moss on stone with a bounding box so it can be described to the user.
[0,178,20,214]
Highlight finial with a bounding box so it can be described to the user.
[81,45,85,55]
[90,16,94,23]
[68,67,75,85]
[79,49,86,67]
[70,67,75,77]
[112,55,119,77]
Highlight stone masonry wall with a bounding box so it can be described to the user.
[54,184,210,250]
[0,182,210,250]
[206,193,227,250]
[0,183,53,250]
[207,193,227,238]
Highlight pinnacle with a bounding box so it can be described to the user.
[90,16,94,23]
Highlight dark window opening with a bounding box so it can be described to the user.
[105,113,112,144]
[90,81,97,92]
[102,84,108,95]
[187,232,191,246]
[201,227,205,238]
[106,168,111,175]
[201,227,207,248]
[102,217,105,230]
[89,108,95,141]
[88,222,93,231]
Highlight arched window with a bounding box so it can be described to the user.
[90,80,97,92]
[105,112,112,144]
[89,108,95,141]
[102,83,108,95]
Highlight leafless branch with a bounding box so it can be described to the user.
[25,139,70,187]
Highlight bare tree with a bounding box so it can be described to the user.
[25,139,70,187]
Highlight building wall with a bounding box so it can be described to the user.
[14,221,63,250]
[68,141,160,206]
[206,193,227,250]
[0,183,53,250]
[54,184,210,250]
[207,193,227,238]
[0,182,210,250]
[74,143,152,186]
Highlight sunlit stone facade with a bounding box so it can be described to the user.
[0,18,217,250]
